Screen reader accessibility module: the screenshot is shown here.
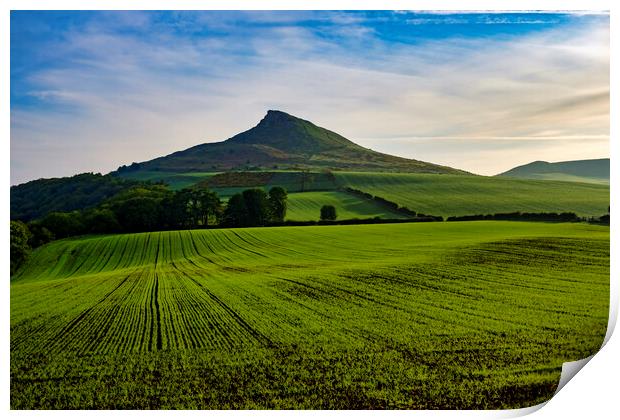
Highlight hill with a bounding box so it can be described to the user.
[334,172,609,217]
[497,158,609,184]
[10,173,140,221]
[11,222,609,408]
[116,110,467,175]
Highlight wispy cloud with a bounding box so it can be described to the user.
[406,15,560,25]
[10,11,609,183]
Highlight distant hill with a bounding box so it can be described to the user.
[10,173,140,221]
[115,110,467,175]
[497,158,609,184]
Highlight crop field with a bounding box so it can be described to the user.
[334,172,610,217]
[285,191,405,220]
[11,222,609,409]
[507,172,610,185]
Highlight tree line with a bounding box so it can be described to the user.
[221,187,287,227]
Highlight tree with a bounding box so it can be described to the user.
[107,185,171,232]
[174,188,198,228]
[242,189,270,226]
[27,221,54,248]
[11,221,32,275]
[113,197,161,232]
[160,188,222,229]
[268,186,287,222]
[222,193,248,227]
[160,193,190,230]
[320,205,337,221]
[83,208,121,234]
[40,211,85,238]
[194,189,222,227]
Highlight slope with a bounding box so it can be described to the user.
[334,172,610,217]
[285,191,406,220]
[497,158,609,184]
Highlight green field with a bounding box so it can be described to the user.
[334,172,610,217]
[509,172,610,185]
[11,221,609,409]
[286,191,405,220]
[118,170,609,218]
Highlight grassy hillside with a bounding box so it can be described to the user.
[335,172,609,217]
[11,222,609,409]
[497,158,609,184]
[286,191,406,220]
[501,172,609,185]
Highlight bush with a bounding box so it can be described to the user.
[320,205,337,221]
[10,221,31,275]
[40,211,86,238]
[27,222,55,248]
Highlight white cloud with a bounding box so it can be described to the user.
[10,13,609,183]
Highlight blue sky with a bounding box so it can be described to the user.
[10,11,609,184]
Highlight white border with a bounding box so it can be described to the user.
[3,1,616,419]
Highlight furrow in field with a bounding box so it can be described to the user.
[104,234,130,272]
[182,272,271,346]
[164,270,222,348]
[239,230,305,259]
[48,271,145,353]
[222,230,275,261]
[228,231,271,258]
[186,230,223,268]
[273,274,452,341]
[91,236,120,273]
[62,239,99,277]
[48,272,133,344]
[138,233,152,266]
[73,268,142,353]
[138,272,154,352]
[85,236,118,274]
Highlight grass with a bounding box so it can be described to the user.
[334,172,610,217]
[10,221,609,409]
[508,172,610,185]
[286,191,406,221]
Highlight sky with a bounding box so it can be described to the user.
[10,10,609,184]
